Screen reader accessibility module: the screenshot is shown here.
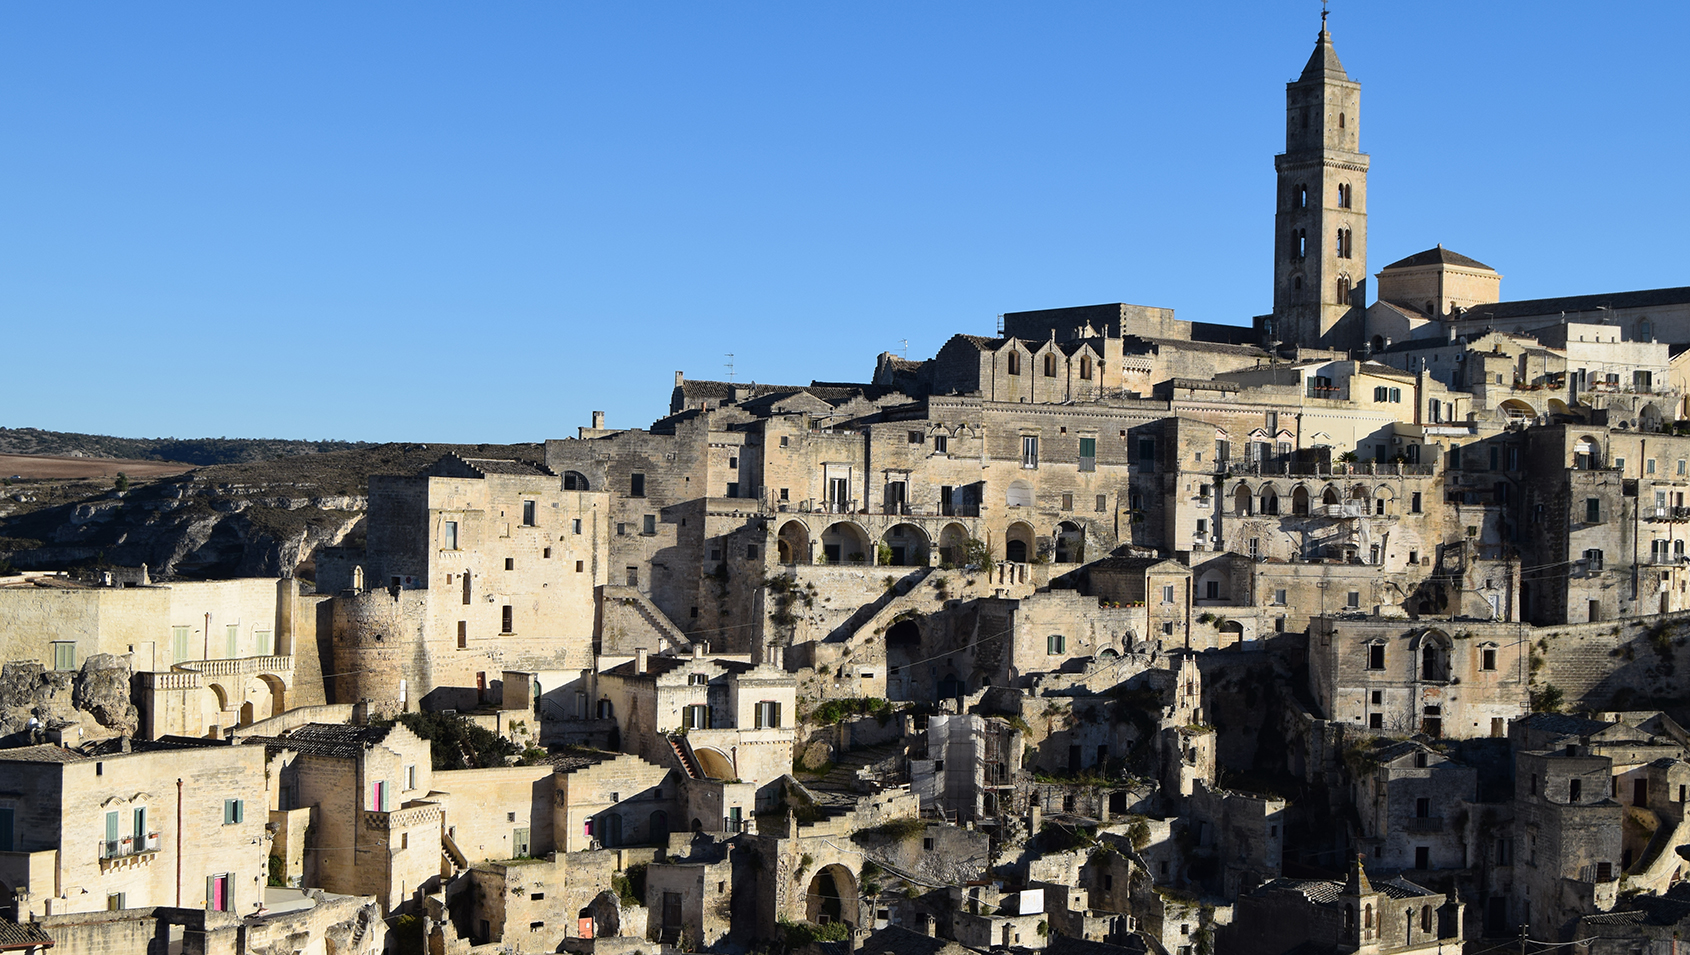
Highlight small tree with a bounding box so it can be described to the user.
[114,472,129,493]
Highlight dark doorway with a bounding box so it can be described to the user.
[1635,778,1649,806]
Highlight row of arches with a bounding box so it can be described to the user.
[773,519,1089,566]
[1230,482,1394,517]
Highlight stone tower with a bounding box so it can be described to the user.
[1271,13,1369,350]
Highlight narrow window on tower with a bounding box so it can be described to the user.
[1298,184,1307,209]
[1339,112,1346,129]
[1043,353,1056,377]
[1295,229,1307,260]
[1337,276,1352,305]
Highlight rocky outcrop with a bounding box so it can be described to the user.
[0,654,136,739]
[0,441,540,581]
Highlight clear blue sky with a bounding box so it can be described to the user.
[3,3,1686,444]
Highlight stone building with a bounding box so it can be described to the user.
[1220,857,1461,955]
[322,453,609,711]
[0,738,269,920]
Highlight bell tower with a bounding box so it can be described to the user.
[1271,12,1368,350]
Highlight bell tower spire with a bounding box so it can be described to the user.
[1270,9,1369,351]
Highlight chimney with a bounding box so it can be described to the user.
[692,643,706,659]
[635,648,648,673]
[591,411,605,430]
[675,371,684,387]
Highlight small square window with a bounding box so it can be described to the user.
[908,431,924,444]
[543,547,551,559]
[504,558,514,571]
[575,560,584,573]
[780,436,790,447]
[1047,634,1065,655]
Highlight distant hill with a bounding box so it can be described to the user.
[0,427,374,467]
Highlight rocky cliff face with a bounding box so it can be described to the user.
[0,442,540,581]
[0,654,137,739]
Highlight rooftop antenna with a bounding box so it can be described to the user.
[899,339,909,359]
[725,353,736,382]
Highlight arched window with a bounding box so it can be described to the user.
[1425,300,1436,315]
[1337,275,1352,305]
[1298,184,1308,208]
[1007,351,1021,375]
[1043,353,1057,377]
[1339,112,1346,129]
[1421,905,1433,933]
[563,471,590,491]
[1338,183,1352,208]
[1293,275,1303,290]
[1336,227,1352,259]
[1294,229,1307,261]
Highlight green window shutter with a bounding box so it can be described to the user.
[106,811,120,846]
[134,807,147,840]
[226,625,239,657]
[1079,438,1096,458]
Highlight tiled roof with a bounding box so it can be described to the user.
[243,722,398,759]
[599,656,756,680]
[0,920,54,948]
[1375,876,1437,900]
[0,744,89,763]
[1461,286,1690,323]
[1519,712,1612,738]
[1381,246,1495,272]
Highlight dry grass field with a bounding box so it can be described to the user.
[0,453,197,481]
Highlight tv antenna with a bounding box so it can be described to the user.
[899,339,909,359]
[725,354,735,382]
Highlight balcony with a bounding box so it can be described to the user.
[98,834,161,871]
[1317,503,1372,519]
[1645,506,1690,523]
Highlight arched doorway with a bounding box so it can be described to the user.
[600,814,623,848]
[805,864,858,926]
[777,521,811,565]
[881,524,930,566]
[1005,521,1035,563]
[1233,485,1253,516]
[821,522,871,564]
[1054,522,1085,563]
[938,523,970,567]
[238,701,255,726]
[1322,485,1340,505]
[563,471,590,491]
[649,810,669,844]
[1292,485,1311,515]
[694,748,735,780]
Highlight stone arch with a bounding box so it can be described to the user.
[1291,484,1311,516]
[694,747,735,780]
[1054,521,1085,563]
[1322,485,1340,505]
[821,522,872,564]
[938,523,970,566]
[600,813,624,847]
[563,471,591,491]
[1574,437,1602,469]
[1006,479,1034,509]
[1373,485,1394,516]
[1005,521,1035,563]
[1233,484,1253,516]
[1499,398,1535,419]
[257,673,287,720]
[1261,486,1281,516]
[887,617,921,646]
[881,524,930,566]
[1415,629,1452,682]
[208,682,230,712]
[1547,397,1571,416]
[1097,647,1119,660]
[777,520,811,565]
[805,864,859,926]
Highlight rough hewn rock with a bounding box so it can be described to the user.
[72,654,138,736]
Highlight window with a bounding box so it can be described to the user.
[442,520,459,550]
[223,799,244,825]
[1080,356,1093,380]
[1369,713,1383,729]
[1007,351,1021,375]
[406,765,417,790]
[780,435,789,448]
[1570,779,1582,803]
[1205,581,1219,599]
[689,673,708,685]
[504,558,514,571]
[501,606,513,634]
[683,705,710,729]
[1021,436,1039,469]
[1337,275,1351,304]
[52,641,76,671]
[208,874,232,912]
[1408,550,1418,566]
[542,547,551,559]
[1586,498,1602,523]
[1062,493,1073,510]
[575,560,584,573]
[522,501,536,526]
[643,514,656,535]
[933,435,948,454]
[457,621,467,649]
[626,566,638,586]
[224,624,238,658]
[1097,495,1107,512]
[1347,591,1361,609]
[1043,353,1057,377]
[1079,437,1096,472]
[1336,227,1353,258]
[1137,436,1156,467]
[906,430,924,445]
[1047,634,1065,655]
[1416,797,1430,818]
[1338,182,1352,208]
[1411,492,1422,513]
[1196,518,1207,535]
[572,518,582,535]
[630,473,646,497]
[1294,228,1307,260]
[755,701,782,728]
[372,780,390,812]
[1368,644,1385,670]
[1648,458,1658,475]
[747,544,759,559]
